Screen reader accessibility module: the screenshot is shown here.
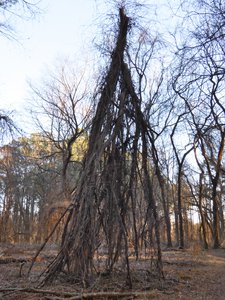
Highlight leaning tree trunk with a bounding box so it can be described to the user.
[41,8,130,286]
[40,7,163,287]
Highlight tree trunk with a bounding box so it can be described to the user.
[172,187,179,247]
[159,176,172,247]
[177,169,184,248]
[198,173,208,249]
[212,181,220,249]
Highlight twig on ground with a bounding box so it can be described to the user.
[0,287,143,299]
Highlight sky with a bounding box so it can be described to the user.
[0,0,105,129]
[0,0,174,134]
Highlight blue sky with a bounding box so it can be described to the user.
[0,0,174,132]
[0,0,103,114]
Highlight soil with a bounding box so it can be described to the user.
[0,243,225,299]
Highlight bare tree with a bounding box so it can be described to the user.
[0,111,17,143]
[169,112,194,248]
[170,0,225,248]
[34,6,164,288]
[0,0,39,38]
[30,63,92,199]
[0,0,39,140]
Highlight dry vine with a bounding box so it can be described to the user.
[36,6,163,288]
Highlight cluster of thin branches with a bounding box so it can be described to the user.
[34,7,163,288]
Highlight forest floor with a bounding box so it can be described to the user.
[0,243,225,299]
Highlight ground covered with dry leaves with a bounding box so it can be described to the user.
[0,243,224,299]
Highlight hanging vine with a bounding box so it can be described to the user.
[37,6,163,288]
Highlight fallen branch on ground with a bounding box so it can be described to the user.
[0,287,158,299]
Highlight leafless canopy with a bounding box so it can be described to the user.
[0,0,39,38]
[0,111,17,143]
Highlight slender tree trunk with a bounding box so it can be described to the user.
[219,193,224,242]
[177,169,184,248]
[172,188,179,246]
[212,181,220,249]
[159,176,172,247]
[198,173,208,249]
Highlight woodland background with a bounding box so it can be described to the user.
[0,0,225,290]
